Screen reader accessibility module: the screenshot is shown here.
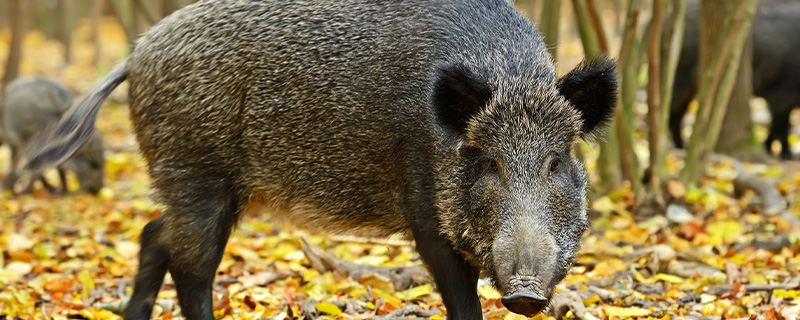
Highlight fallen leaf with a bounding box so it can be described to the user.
[315,301,342,316]
[45,279,75,293]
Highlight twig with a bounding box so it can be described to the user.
[703,283,800,296]
[673,151,789,218]
[301,237,429,291]
[328,235,413,247]
[733,235,791,252]
[374,304,439,320]
[681,316,764,320]
[709,154,788,216]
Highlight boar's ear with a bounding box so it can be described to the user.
[432,62,492,135]
[557,55,618,139]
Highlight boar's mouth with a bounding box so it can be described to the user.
[501,292,549,317]
[498,276,554,316]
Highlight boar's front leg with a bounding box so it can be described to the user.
[410,210,482,319]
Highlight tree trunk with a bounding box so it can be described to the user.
[539,0,561,60]
[2,0,24,92]
[132,0,144,36]
[133,0,159,26]
[107,0,136,46]
[31,0,55,39]
[515,0,542,20]
[90,0,103,67]
[161,0,173,18]
[56,0,72,64]
[681,0,759,182]
[714,35,759,156]
[172,0,187,10]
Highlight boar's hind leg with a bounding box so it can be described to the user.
[56,167,69,193]
[124,214,170,320]
[124,177,244,320]
[764,94,795,159]
[38,176,59,193]
[410,216,482,319]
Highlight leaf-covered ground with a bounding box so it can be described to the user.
[2,18,800,320]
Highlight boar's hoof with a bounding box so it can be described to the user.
[501,292,548,317]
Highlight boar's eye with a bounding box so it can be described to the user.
[549,159,560,175]
[488,158,499,174]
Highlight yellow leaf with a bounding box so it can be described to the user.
[87,307,122,320]
[478,285,503,300]
[585,295,603,305]
[2,262,33,281]
[654,273,684,284]
[773,289,800,300]
[315,302,342,316]
[633,268,655,284]
[396,283,431,300]
[356,300,375,309]
[229,245,262,263]
[81,271,96,299]
[564,274,589,286]
[590,196,615,213]
[97,187,115,201]
[372,288,402,306]
[592,259,627,276]
[4,233,35,252]
[749,270,768,285]
[602,306,651,318]
[353,255,389,265]
[706,220,742,243]
[503,312,529,320]
[700,294,716,304]
[358,273,395,293]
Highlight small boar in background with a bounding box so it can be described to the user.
[1,77,105,194]
[17,1,617,319]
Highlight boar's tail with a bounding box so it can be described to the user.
[14,59,129,190]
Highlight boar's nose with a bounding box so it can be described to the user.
[501,292,548,317]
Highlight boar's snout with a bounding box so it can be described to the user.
[501,292,548,317]
[492,213,563,316]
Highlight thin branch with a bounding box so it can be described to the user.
[539,0,562,60]
[615,2,642,194]
[585,0,609,53]
[647,0,664,202]
[133,0,159,25]
[658,0,687,182]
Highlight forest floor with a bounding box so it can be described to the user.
[1,18,800,320]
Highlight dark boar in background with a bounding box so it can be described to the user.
[670,0,800,159]
[17,1,617,319]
